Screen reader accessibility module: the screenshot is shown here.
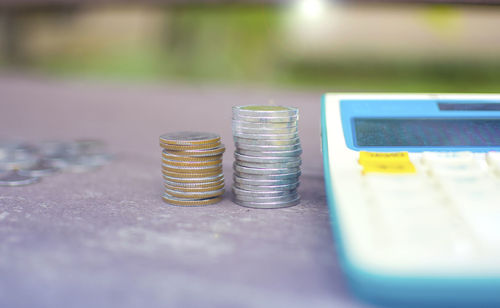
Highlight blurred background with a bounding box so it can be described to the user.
[1,0,500,92]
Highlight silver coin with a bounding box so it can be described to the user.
[232,105,298,117]
[160,132,220,144]
[235,160,301,169]
[233,163,300,175]
[232,126,298,135]
[40,141,80,158]
[54,155,106,173]
[0,170,40,186]
[18,159,59,177]
[236,148,302,158]
[234,137,300,146]
[234,170,300,180]
[233,174,299,186]
[232,186,297,197]
[232,114,298,123]
[235,142,301,152]
[233,195,301,209]
[163,178,224,188]
[233,191,299,202]
[75,139,106,155]
[235,152,301,164]
[233,132,299,140]
[232,120,297,129]
[162,173,224,183]
[233,181,299,191]
[164,187,225,198]
[0,143,38,170]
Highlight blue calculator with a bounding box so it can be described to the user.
[321,94,500,307]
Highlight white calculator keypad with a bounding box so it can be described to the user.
[359,151,500,266]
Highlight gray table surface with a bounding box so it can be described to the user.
[0,75,372,308]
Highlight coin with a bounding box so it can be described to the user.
[233,132,299,140]
[18,159,59,177]
[232,186,296,197]
[235,160,301,169]
[162,168,222,178]
[162,158,222,167]
[233,196,301,209]
[234,170,300,180]
[231,105,301,208]
[232,114,298,123]
[164,182,225,193]
[160,141,221,151]
[162,173,224,184]
[234,137,300,146]
[164,187,225,199]
[233,181,299,191]
[234,152,301,164]
[236,148,302,157]
[232,126,298,135]
[161,163,222,173]
[234,142,301,152]
[0,143,38,170]
[232,120,297,129]
[233,175,299,186]
[233,163,300,175]
[232,105,298,117]
[168,145,226,157]
[75,139,106,155]
[162,151,222,162]
[162,194,222,206]
[0,170,40,186]
[160,132,220,145]
[163,178,225,188]
[233,192,299,202]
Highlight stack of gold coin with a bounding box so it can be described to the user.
[159,132,226,206]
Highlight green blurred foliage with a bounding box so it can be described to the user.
[2,5,500,92]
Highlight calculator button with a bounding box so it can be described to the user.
[421,151,475,165]
[487,151,500,172]
[455,203,500,246]
[428,162,486,178]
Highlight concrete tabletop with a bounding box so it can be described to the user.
[0,75,371,308]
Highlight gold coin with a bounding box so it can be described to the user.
[159,132,221,146]
[159,141,221,151]
[164,182,225,193]
[161,157,222,167]
[161,163,222,174]
[163,178,224,188]
[164,187,225,199]
[162,151,223,162]
[162,195,223,206]
[161,167,222,178]
[171,145,226,157]
[162,173,224,183]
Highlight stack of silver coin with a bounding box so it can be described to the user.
[0,140,111,186]
[232,105,301,208]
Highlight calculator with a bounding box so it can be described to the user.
[321,94,500,307]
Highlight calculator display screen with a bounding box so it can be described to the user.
[354,118,500,147]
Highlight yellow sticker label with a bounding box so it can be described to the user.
[361,163,416,174]
[359,151,416,174]
[359,151,411,165]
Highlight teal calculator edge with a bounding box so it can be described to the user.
[321,94,500,307]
